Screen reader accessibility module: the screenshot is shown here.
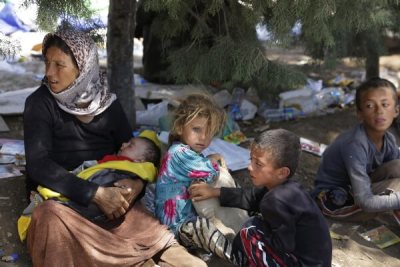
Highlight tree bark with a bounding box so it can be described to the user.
[365,49,379,80]
[107,0,136,128]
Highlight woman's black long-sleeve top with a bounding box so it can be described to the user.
[24,85,132,206]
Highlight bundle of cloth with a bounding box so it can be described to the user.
[192,162,249,239]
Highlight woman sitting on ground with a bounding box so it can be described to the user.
[23,27,206,267]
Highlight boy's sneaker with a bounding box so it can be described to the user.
[317,190,361,218]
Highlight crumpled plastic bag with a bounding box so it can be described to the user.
[136,100,169,126]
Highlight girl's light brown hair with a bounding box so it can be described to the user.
[168,93,226,146]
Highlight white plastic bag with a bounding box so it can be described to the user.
[136,100,169,126]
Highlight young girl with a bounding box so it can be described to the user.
[155,93,226,236]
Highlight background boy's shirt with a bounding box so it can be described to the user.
[313,124,400,211]
[220,181,332,267]
[155,143,219,234]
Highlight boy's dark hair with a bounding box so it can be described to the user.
[138,136,161,168]
[42,35,79,70]
[355,77,398,110]
[253,129,300,179]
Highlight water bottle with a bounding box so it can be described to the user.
[229,87,245,120]
[134,73,147,85]
[314,87,345,110]
[257,106,303,122]
[265,109,286,121]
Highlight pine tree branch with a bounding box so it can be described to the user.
[182,2,217,38]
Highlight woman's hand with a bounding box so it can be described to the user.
[93,186,131,220]
[189,183,220,202]
[114,178,145,205]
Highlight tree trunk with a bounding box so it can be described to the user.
[107,0,136,128]
[365,50,379,80]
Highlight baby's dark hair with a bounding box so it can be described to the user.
[168,93,226,146]
[355,77,398,110]
[42,34,79,69]
[138,136,161,168]
[252,129,301,179]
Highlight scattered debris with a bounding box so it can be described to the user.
[254,124,270,133]
[300,137,327,157]
[0,164,22,179]
[258,106,304,122]
[136,100,168,126]
[331,261,343,267]
[330,231,349,240]
[213,89,232,108]
[229,87,245,120]
[359,225,400,249]
[1,252,19,263]
[239,99,258,121]
[0,87,36,115]
[223,131,247,145]
[0,138,25,179]
[362,252,373,261]
[0,115,9,132]
[0,138,25,165]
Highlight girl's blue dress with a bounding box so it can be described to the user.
[155,143,219,234]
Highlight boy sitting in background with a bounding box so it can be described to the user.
[312,77,400,223]
[182,129,332,267]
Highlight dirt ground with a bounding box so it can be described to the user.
[2,51,400,266]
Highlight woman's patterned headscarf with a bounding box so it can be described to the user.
[42,29,115,116]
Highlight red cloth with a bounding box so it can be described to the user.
[98,155,132,163]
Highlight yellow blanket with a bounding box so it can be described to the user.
[38,160,156,200]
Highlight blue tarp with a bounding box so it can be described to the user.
[0,3,30,35]
[62,15,107,32]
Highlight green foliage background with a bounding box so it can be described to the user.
[2,1,400,97]
[142,0,400,93]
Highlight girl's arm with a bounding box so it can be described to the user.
[169,144,219,182]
